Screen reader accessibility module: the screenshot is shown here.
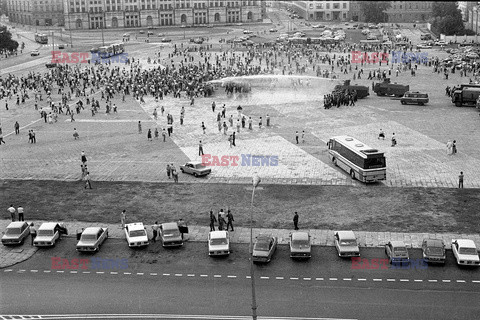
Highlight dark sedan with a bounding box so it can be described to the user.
[422,239,446,264]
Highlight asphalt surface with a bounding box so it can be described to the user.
[1,239,479,319]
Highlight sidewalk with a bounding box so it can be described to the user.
[1,219,479,269]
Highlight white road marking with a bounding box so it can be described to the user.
[276,277,284,280]
[110,272,118,275]
[175,274,183,277]
[214,275,222,278]
[57,270,64,273]
[246,276,251,279]
[400,279,409,282]
[44,270,51,273]
[200,274,208,277]
[387,279,395,282]
[150,273,158,276]
[304,278,312,281]
[260,276,270,280]
[329,278,338,281]
[456,280,466,283]
[357,279,367,281]
[187,274,195,277]
[442,280,451,283]
[4,269,13,272]
[342,278,351,281]
[137,273,144,275]
[30,270,38,272]
[414,279,423,282]
[428,280,437,283]
[227,275,237,278]
[124,272,132,275]
[83,271,90,274]
[373,279,382,282]
[70,271,78,274]
[290,277,299,280]
[316,278,324,281]
[96,271,105,274]
[18,269,26,272]
[472,280,480,283]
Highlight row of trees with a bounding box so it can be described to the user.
[358,1,471,36]
[0,26,19,52]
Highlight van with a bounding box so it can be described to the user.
[400,92,429,105]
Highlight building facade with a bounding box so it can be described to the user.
[347,0,364,22]
[383,1,433,23]
[286,1,350,21]
[64,0,263,30]
[6,0,65,26]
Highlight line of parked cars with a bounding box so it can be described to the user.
[2,222,479,267]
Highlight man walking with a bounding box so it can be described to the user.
[152,221,159,243]
[81,151,87,164]
[295,131,299,144]
[138,121,142,134]
[459,171,464,188]
[199,140,204,156]
[17,205,24,221]
[7,205,16,222]
[209,210,217,231]
[166,164,171,179]
[30,223,36,245]
[14,121,20,134]
[226,210,234,231]
[84,171,92,189]
[121,210,127,229]
[293,212,299,230]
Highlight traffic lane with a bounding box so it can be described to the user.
[11,238,480,288]
[1,266,479,320]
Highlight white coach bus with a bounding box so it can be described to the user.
[327,136,386,183]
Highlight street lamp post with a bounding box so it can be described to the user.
[250,174,261,320]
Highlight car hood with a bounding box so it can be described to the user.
[209,244,229,251]
[34,236,55,242]
[457,253,480,261]
[338,245,360,252]
[252,250,269,257]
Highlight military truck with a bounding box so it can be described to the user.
[333,80,369,99]
[373,78,409,97]
[451,84,480,107]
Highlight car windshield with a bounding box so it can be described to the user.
[164,230,181,237]
[38,230,54,236]
[129,230,146,237]
[425,247,443,255]
[340,240,357,246]
[81,234,97,241]
[5,228,20,235]
[210,238,227,245]
[292,240,310,247]
[459,248,478,255]
[394,247,407,253]
[194,164,206,169]
[254,241,269,251]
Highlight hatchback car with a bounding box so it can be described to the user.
[30,50,40,56]
[180,161,211,177]
[289,232,311,259]
[385,241,409,265]
[252,234,277,263]
[208,231,230,256]
[334,231,360,257]
[2,222,30,245]
[159,222,183,247]
[124,222,149,247]
[421,239,446,264]
[451,239,480,266]
[76,227,108,252]
[400,92,429,105]
[33,222,68,247]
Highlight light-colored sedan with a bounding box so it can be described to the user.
[252,234,277,263]
[76,227,108,252]
[385,241,409,265]
[124,222,149,247]
[2,222,30,246]
[451,239,480,266]
[180,161,211,177]
[160,222,183,247]
[289,232,311,259]
[34,222,67,247]
[208,231,230,256]
[30,50,40,56]
[334,230,360,257]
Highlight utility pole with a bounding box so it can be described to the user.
[68,11,73,48]
[249,175,261,320]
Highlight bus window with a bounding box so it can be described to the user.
[364,157,386,169]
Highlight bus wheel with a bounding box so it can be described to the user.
[350,170,356,180]
[455,102,462,107]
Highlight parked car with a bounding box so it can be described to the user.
[33,222,68,247]
[124,222,149,247]
[451,239,480,266]
[147,31,154,36]
[157,33,165,37]
[243,30,253,34]
[269,28,278,33]
[30,50,40,56]
[417,43,433,49]
[159,222,183,247]
[58,44,66,49]
[334,231,360,257]
[385,241,409,265]
[434,40,447,46]
[180,161,211,177]
[252,234,277,263]
[289,231,311,259]
[208,231,230,256]
[139,30,145,34]
[400,92,429,105]
[1,221,30,246]
[76,227,108,252]
[421,239,446,264]
[160,38,172,43]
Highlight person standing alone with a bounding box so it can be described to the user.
[293,212,299,230]
[152,221,159,242]
[459,171,464,188]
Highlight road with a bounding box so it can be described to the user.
[1,239,479,319]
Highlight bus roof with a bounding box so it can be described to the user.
[330,136,384,158]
